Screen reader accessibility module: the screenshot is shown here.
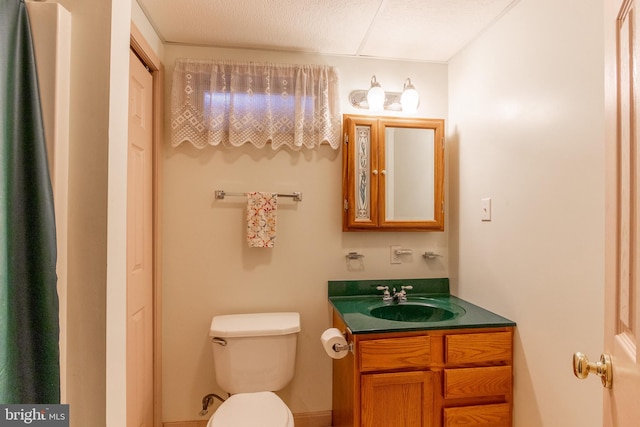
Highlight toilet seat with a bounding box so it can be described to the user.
[207,391,294,427]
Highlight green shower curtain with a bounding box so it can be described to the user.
[0,0,60,403]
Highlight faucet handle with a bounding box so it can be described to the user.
[396,285,412,302]
[376,285,392,301]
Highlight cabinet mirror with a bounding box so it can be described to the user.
[342,114,445,231]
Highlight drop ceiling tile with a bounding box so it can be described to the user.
[137,0,519,62]
[359,0,516,62]
[139,0,381,55]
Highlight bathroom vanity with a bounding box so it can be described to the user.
[328,279,516,427]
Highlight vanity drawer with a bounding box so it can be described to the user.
[443,366,511,399]
[359,336,431,372]
[443,403,510,427]
[445,332,512,365]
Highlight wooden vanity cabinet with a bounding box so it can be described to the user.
[331,311,514,427]
[361,370,435,427]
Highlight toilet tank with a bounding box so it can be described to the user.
[209,312,300,394]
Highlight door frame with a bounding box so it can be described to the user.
[130,23,164,427]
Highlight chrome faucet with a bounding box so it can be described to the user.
[393,285,413,303]
[377,285,413,303]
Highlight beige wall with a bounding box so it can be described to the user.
[105,0,132,425]
[449,0,604,426]
[41,0,132,425]
[161,45,449,422]
[52,0,112,425]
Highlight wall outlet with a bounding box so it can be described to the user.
[390,245,401,264]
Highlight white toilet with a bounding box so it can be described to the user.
[207,312,300,427]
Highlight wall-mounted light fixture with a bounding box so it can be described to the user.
[349,75,420,113]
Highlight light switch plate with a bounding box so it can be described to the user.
[481,198,492,221]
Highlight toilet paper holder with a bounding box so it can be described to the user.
[332,341,353,353]
[333,329,353,353]
[321,327,354,359]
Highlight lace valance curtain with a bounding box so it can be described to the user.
[170,59,342,150]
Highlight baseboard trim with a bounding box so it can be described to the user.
[293,410,332,427]
[163,421,207,427]
[163,410,332,427]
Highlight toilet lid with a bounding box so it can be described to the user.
[208,392,294,427]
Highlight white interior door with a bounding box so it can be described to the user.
[594,0,640,424]
[127,48,154,427]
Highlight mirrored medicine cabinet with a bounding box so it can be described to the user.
[342,114,445,231]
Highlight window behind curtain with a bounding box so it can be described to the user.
[171,60,342,151]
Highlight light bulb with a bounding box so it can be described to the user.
[401,78,419,113]
[367,75,385,112]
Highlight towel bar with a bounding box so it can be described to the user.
[423,251,442,259]
[346,252,364,260]
[215,190,302,202]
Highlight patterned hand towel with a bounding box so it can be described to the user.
[247,192,278,248]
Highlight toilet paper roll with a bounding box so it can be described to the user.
[321,328,349,359]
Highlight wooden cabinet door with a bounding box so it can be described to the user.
[343,115,380,230]
[361,371,434,427]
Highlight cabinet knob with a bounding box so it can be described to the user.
[372,169,378,175]
[572,352,612,388]
[381,169,386,175]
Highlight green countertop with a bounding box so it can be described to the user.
[328,278,516,334]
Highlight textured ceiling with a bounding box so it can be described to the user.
[137,0,518,63]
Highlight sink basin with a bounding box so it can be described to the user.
[368,301,465,322]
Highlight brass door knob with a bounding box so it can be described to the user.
[573,352,612,388]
